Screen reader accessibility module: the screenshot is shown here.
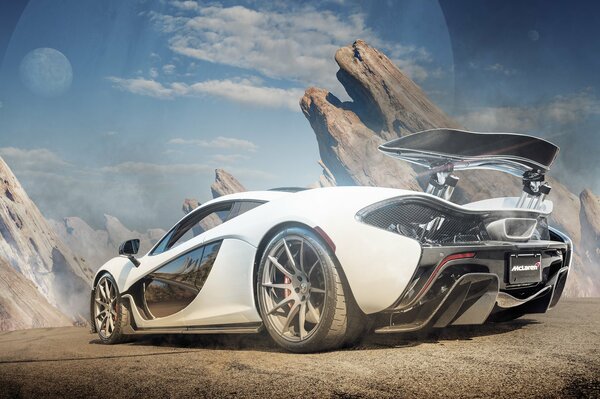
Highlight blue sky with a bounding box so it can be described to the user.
[0,0,598,230]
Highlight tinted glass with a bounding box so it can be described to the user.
[151,203,232,255]
[145,241,222,318]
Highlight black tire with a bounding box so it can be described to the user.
[256,226,364,353]
[93,273,127,344]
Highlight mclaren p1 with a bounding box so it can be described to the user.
[91,129,571,352]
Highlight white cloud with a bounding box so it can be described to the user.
[457,90,600,133]
[103,131,118,137]
[187,79,303,110]
[101,161,212,175]
[168,136,258,152]
[149,4,431,87]
[149,67,159,79]
[468,62,517,76]
[211,154,249,164]
[0,147,71,171]
[107,77,176,99]
[171,1,200,12]
[107,76,302,110]
[162,64,176,75]
[485,63,517,76]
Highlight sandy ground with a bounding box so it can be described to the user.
[0,298,598,398]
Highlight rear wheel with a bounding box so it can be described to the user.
[256,227,363,353]
[93,273,126,344]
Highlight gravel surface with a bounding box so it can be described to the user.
[0,299,598,398]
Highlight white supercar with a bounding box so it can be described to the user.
[91,129,572,353]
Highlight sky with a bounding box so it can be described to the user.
[0,0,599,231]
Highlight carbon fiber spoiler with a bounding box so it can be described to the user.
[379,129,559,177]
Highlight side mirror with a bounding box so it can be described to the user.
[119,239,140,255]
[119,239,140,267]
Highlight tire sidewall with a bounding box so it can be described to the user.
[256,226,341,352]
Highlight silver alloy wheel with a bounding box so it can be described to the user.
[94,276,118,339]
[259,235,327,342]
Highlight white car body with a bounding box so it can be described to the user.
[90,129,572,350]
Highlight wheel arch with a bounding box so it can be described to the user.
[251,221,360,314]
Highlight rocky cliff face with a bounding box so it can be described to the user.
[0,257,71,331]
[211,169,246,198]
[0,157,92,320]
[184,169,247,214]
[49,215,165,270]
[301,40,599,297]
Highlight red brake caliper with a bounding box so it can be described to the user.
[284,276,292,306]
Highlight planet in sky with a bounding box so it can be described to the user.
[528,29,540,41]
[19,48,73,97]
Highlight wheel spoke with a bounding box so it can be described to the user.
[104,280,111,302]
[98,284,107,302]
[95,298,105,307]
[298,302,307,339]
[267,296,295,315]
[262,282,292,290]
[268,255,293,278]
[307,301,321,324]
[308,259,319,277]
[299,239,306,274]
[100,315,108,334]
[282,239,299,273]
[282,302,300,334]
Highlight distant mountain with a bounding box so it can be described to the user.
[301,40,599,297]
[0,157,92,324]
[0,256,71,331]
[49,215,165,271]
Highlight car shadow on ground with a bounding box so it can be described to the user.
[104,318,539,353]
[357,319,540,350]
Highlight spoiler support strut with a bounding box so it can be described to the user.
[379,129,559,209]
[516,170,552,210]
[425,163,460,201]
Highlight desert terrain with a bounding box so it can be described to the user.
[0,298,598,399]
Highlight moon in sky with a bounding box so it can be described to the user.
[19,48,73,97]
[528,30,540,42]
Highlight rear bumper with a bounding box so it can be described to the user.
[374,237,570,333]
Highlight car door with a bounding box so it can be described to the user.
[124,201,234,327]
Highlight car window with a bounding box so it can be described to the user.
[151,203,233,255]
[228,200,265,219]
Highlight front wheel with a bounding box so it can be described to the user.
[93,273,126,344]
[256,227,363,353]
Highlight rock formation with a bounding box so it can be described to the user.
[211,169,246,198]
[301,40,599,297]
[0,257,71,331]
[181,169,247,231]
[0,157,92,320]
[49,215,166,270]
[182,198,201,215]
[333,41,461,140]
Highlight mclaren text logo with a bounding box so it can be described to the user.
[511,261,541,272]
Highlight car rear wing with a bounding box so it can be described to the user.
[379,129,560,209]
